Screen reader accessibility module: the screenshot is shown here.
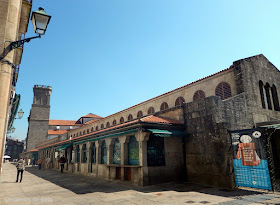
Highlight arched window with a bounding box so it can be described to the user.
[91,127,94,132]
[101,141,107,164]
[91,143,96,164]
[120,117,124,124]
[87,129,89,134]
[175,96,185,106]
[95,126,99,131]
[113,139,121,165]
[128,114,133,121]
[106,122,110,128]
[101,124,104,129]
[83,130,85,135]
[193,90,205,101]
[77,133,78,137]
[148,107,155,114]
[215,82,232,100]
[137,111,143,118]
[160,102,169,111]
[74,134,76,137]
[259,81,266,108]
[76,145,80,163]
[70,135,72,138]
[264,83,272,110]
[112,119,117,126]
[271,85,280,111]
[128,136,139,165]
[82,144,87,163]
[79,132,82,136]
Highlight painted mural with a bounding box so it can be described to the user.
[113,139,121,164]
[231,128,272,190]
[128,136,139,165]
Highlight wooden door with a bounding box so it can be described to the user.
[116,167,121,179]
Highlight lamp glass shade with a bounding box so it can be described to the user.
[31,8,51,35]
[11,127,15,133]
[17,109,24,119]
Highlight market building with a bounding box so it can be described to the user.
[21,54,280,191]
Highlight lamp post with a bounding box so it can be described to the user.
[0,7,51,64]
[0,6,51,174]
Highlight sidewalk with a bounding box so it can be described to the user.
[0,162,279,205]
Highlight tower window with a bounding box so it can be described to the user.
[271,85,280,111]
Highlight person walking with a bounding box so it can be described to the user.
[38,158,43,170]
[16,157,25,182]
[58,155,66,173]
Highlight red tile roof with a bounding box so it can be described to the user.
[81,113,103,118]
[48,130,68,135]
[36,115,184,151]
[140,115,183,124]
[49,120,79,126]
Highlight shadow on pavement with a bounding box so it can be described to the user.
[25,166,263,197]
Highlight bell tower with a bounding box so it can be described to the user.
[26,85,52,151]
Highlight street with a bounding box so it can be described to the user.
[0,162,279,205]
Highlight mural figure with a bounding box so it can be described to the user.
[236,133,261,166]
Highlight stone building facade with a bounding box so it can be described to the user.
[0,0,32,170]
[21,54,280,190]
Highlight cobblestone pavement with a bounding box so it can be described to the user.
[0,162,279,205]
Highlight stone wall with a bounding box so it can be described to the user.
[184,96,235,188]
[233,54,280,125]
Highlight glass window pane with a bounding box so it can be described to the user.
[113,139,121,164]
[128,136,139,165]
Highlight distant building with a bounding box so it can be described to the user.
[5,138,24,160]
[25,85,103,151]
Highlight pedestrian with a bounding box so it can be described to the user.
[38,158,42,170]
[16,157,25,182]
[58,155,66,173]
[47,157,51,169]
[28,158,31,166]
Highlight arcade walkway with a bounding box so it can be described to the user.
[0,162,279,205]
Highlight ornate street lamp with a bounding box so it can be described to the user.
[0,7,51,62]
[17,109,24,119]
[31,7,52,35]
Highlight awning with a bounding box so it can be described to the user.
[148,129,185,137]
[56,143,72,151]
[256,120,280,130]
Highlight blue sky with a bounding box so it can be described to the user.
[10,0,280,140]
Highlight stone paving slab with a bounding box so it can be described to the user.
[1,162,280,205]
